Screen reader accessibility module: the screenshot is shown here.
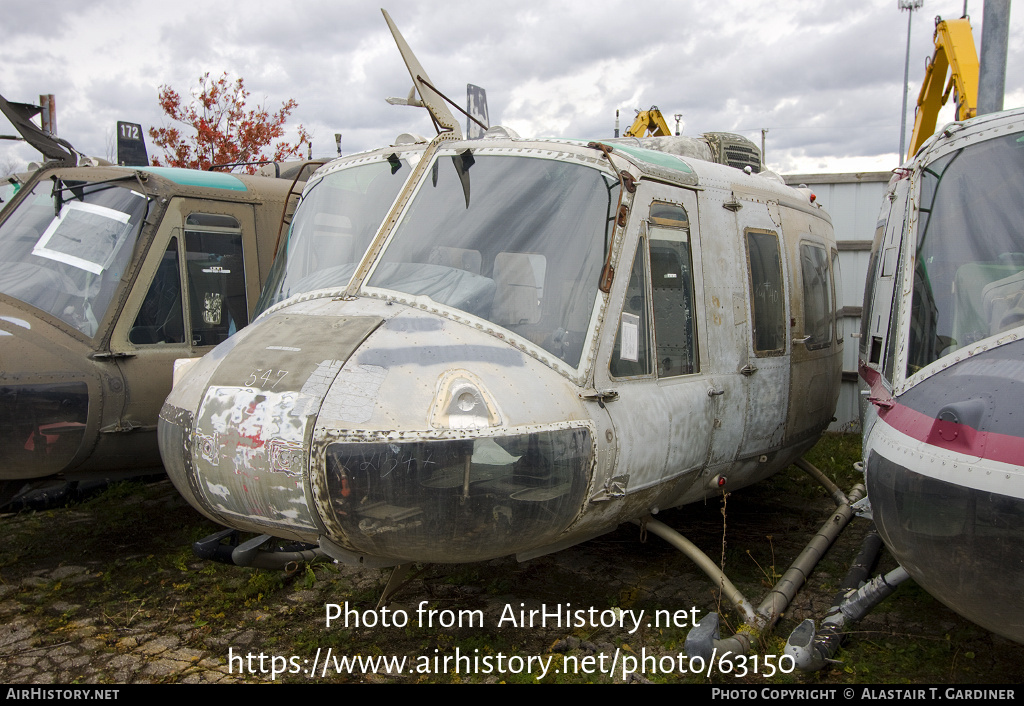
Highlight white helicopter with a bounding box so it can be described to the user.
[158,9,848,649]
[855,107,1024,645]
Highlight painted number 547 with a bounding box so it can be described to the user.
[245,369,289,389]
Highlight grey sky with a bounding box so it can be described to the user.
[2,0,1022,174]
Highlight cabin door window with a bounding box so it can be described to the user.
[610,239,652,378]
[745,229,785,356]
[649,201,698,377]
[183,213,247,346]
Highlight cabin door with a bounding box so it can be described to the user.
[784,235,842,444]
[593,185,714,497]
[863,195,904,383]
[737,226,792,457]
[108,198,259,453]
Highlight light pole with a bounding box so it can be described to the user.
[978,0,1011,115]
[898,0,924,164]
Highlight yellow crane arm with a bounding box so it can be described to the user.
[625,107,673,138]
[907,17,979,161]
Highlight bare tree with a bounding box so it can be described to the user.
[0,153,25,178]
[105,127,117,164]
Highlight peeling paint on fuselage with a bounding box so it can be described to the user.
[195,386,312,528]
[319,365,388,424]
[160,136,842,565]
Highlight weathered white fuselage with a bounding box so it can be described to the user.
[159,134,841,566]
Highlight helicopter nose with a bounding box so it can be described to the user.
[0,380,90,479]
[160,305,596,563]
[159,312,384,539]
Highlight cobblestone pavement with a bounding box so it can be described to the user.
[0,549,392,684]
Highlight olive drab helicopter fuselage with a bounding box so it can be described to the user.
[0,160,306,489]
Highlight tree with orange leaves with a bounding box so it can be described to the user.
[148,72,310,173]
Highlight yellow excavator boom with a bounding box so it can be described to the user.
[906,17,979,161]
[625,106,673,138]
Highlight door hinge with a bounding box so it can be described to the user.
[580,389,619,408]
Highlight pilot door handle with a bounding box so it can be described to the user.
[708,387,725,397]
[90,351,136,360]
[739,363,758,376]
[792,335,811,344]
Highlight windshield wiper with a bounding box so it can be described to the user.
[588,142,636,292]
[452,149,474,208]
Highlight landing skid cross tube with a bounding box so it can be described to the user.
[784,526,911,671]
[635,458,865,660]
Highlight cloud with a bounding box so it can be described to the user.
[2,0,1022,171]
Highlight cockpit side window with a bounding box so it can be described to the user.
[832,247,842,345]
[648,201,698,376]
[860,217,887,361]
[130,236,184,344]
[130,213,246,347]
[799,241,833,350]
